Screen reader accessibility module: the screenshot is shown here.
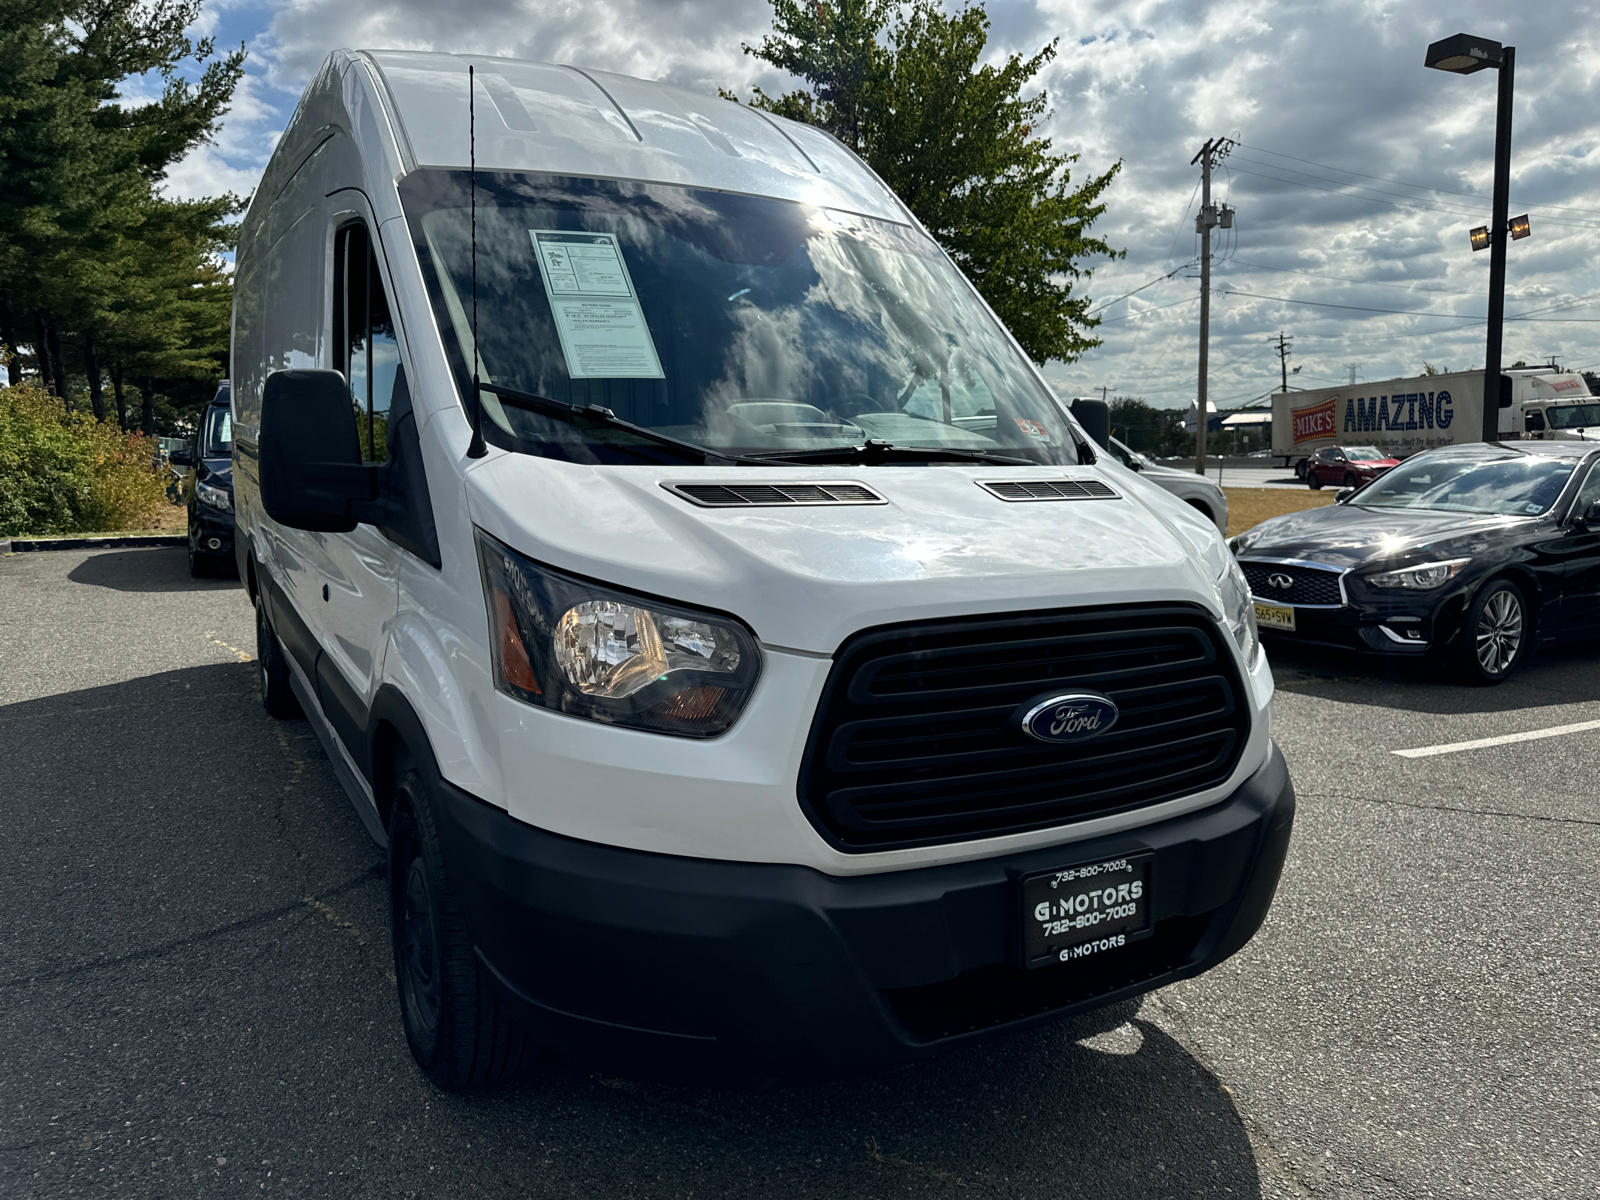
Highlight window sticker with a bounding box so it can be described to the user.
[530,230,665,379]
[1014,417,1052,442]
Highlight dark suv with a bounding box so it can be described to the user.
[174,383,235,577]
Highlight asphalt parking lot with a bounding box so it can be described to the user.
[2,546,1596,1199]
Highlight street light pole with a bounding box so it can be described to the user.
[1425,32,1516,444]
[1483,46,1515,444]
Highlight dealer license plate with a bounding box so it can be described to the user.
[1253,600,1296,631]
[1020,854,1153,969]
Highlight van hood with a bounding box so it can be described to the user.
[466,455,1226,653]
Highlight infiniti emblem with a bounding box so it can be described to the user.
[1266,572,1295,590]
[1015,691,1119,745]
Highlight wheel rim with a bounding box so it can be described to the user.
[1475,590,1523,675]
[400,856,442,1044]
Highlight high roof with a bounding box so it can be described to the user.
[361,51,906,223]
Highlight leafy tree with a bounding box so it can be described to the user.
[740,0,1121,365]
[0,0,242,432]
[1108,396,1187,456]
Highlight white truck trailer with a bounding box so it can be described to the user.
[1271,368,1596,475]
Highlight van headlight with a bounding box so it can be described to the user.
[475,530,761,737]
[1218,555,1261,669]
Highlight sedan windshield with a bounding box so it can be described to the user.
[201,405,232,458]
[1355,449,1576,515]
[1547,403,1600,430]
[400,171,1081,465]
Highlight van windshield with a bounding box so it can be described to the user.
[399,171,1082,465]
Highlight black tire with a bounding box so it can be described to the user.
[390,765,528,1091]
[255,589,303,718]
[1293,459,1307,480]
[1456,578,1529,685]
[188,538,213,578]
[1343,473,1358,489]
[1307,471,1322,490]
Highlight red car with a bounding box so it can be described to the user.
[1305,444,1399,490]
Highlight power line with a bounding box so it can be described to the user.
[1086,261,1197,317]
[1224,164,1600,232]
[1238,141,1600,217]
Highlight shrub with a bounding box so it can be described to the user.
[0,382,168,536]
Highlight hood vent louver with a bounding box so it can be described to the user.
[664,482,887,507]
[978,479,1119,502]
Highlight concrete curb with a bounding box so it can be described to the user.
[6,534,187,552]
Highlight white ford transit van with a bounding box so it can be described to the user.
[232,50,1294,1090]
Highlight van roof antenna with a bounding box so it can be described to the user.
[466,62,488,459]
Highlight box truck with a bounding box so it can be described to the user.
[1272,368,1596,476]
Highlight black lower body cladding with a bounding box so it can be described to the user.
[430,745,1295,1082]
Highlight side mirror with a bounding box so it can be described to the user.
[1525,411,1546,433]
[260,369,377,532]
[1069,398,1111,451]
[1335,488,1355,504]
[169,447,193,467]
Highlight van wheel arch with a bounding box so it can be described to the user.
[368,685,444,833]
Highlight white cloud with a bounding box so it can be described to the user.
[160,0,1600,398]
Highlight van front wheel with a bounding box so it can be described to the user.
[389,765,528,1091]
[255,591,302,719]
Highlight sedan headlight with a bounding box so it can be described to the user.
[1217,553,1261,669]
[1365,558,1470,590]
[195,481,232,512]
[475,530,761,737]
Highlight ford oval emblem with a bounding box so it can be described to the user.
[1016,692,1119,744]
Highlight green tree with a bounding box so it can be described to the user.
[741,0,1121,365]
[0,0,242,429]
[1108,396,1186,456]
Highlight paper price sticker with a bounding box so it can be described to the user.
[530,230,664,379]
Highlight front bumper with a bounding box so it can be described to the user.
[431,744,1296,1082]
[1255,592,1470,655]
[189,502,235,558]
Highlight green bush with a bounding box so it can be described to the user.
[0,382,168,536]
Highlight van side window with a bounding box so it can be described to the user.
[334,224,400,462]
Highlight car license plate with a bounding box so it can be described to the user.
[1253,600,1296,631]
[1020,854,1153,969]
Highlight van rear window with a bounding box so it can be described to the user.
[401,171,1081,466]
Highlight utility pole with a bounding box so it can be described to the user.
[1099,385,1111,405]
[1191,136,1235,475]
[1272,331,1293,392]
[1345,363,1360,387]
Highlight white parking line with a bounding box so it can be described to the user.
[1392,718,1600,759]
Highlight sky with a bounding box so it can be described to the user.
[161,0,1600,411]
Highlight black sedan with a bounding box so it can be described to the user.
[1230,441,1600,683]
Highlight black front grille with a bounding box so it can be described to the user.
[798,604,1250,851]
[1239,561,1343,607]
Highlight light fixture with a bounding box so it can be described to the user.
[1424,33,1503,74]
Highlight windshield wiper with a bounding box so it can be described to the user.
[479,388,1040,468]
[747,440,1038,467]
[477,382,749,465]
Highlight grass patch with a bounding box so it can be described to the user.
[1224,486,1334,538]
